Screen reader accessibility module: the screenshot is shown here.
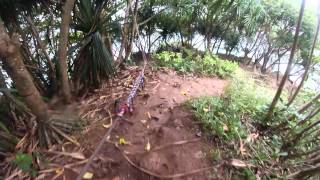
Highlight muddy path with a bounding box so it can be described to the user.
[42,67,228,180]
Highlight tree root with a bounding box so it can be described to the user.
[16,115,83,149]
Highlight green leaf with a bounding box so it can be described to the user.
[12,152,33,173]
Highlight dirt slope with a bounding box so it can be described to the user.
[43,68,228,180]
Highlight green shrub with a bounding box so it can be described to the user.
[12,152,37,176]
[188,69,304,171]
[188,69,273,140]
[192,95,250,139]
[153,50,237,78]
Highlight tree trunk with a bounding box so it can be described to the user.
[260,55,270,73]
[116,0,131,66]
[298,107,320,126]
[206,35,211,51]
[216,39,222,54]
[276,62,280,83]
[0,22,49,121]
[57,0,75,103]
[211,38,217,52]
[288,163,320,179]
[298,92,320,114]
[25,15,56,92]
[287,12,320,106]
[105,34,114,60]
[265,0,305,121]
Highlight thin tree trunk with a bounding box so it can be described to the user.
[216,39,222,54]
[124,0,139,62]
[265,0,305,121]
[298,92,320,114]
[57,0,75,103]
[0,22,49,121]
[248,31,262,53]
[298,107,320,126]
[288,163,320,179]
[287,12,320,106]
[116,0,131,66]
[105,34,114,60]
[286,118,320,151]
[25,15,56,91]
[148,27,151,53]
[211,38,217,52]
[206,35,211,51]
[276,62,280,82]
[261,55,270,73]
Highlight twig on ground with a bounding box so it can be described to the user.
[129,138,201,155]
[75,111,119,180]
[112,143,221,179]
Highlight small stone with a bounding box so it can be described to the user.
[194,151,205,159]
[112,176,120,180]
[196,131,202,137]
[173,119,183,127]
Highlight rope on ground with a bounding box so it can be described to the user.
[75,111,118,180]
[112,143,222,179]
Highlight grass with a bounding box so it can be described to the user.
[187,68,297,178]
[188,68,274,140]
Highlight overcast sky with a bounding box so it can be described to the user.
[288,0,320,14]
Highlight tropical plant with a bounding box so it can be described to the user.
[72,0,115,93]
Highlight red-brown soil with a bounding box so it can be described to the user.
[38,67,228,180]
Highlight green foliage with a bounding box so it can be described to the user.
[12,152,37,176]
[209,149,221,162]
[154,50,238,78]
[187,69,299,176]
[188,69,272,140]
[73,0,115,91]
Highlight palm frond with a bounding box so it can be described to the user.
[74,32,114,91]
[72,0,115,93]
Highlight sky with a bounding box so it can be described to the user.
[287,0,320,14]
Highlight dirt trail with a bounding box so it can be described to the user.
[48,68,228,180]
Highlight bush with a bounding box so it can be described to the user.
[153,50,237,78]
[188,69,274,140]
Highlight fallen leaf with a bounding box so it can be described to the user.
[230,159,253,168]
[55,168,62,174]
[103,123,112,128]
[245,133,259,143]
[223,124,229,131]
[119,138,127,145]
[180,90,187,96]
[145,140,151,152]
[99,96,108,99]
[140,120,147,124]
[203,108,209,112]
[83,172,93,179]
[66,152,86,160]
[112,176,120,180]
[46,151,85,160]
[239,144,246,155]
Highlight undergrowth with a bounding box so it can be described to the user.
[188,68,275,139]
[187,68,300,178]
[153,49,238,78]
